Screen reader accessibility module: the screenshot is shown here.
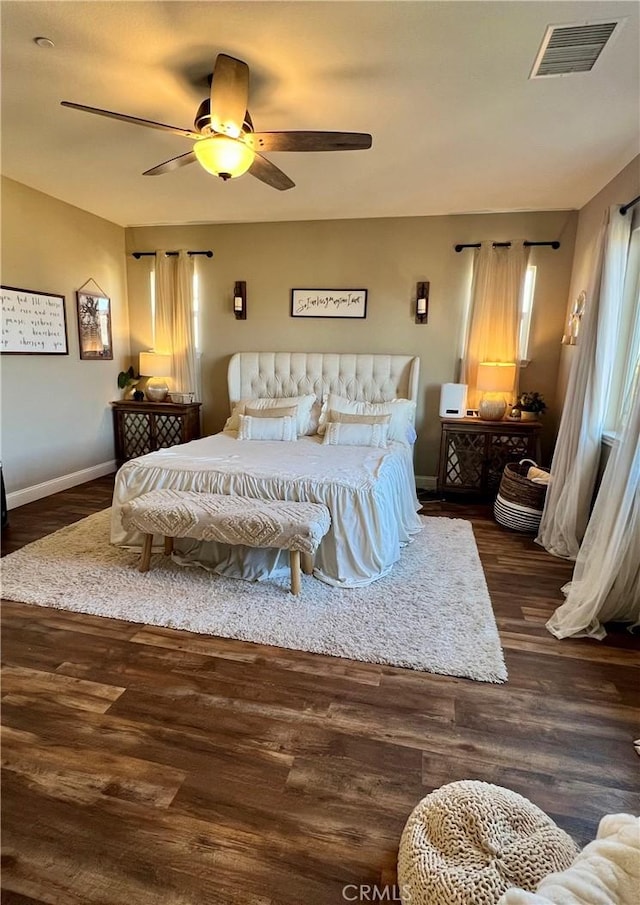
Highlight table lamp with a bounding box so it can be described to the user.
[476,362,516,421]
[139,351,172,402]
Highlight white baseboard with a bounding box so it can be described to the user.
[6,460,116,510]
[415,474,438,490]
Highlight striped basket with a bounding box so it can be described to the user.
[494,459,549,533]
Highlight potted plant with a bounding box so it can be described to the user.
[516,391,547,421]
[117,366,142,400]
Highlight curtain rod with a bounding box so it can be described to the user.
[454,240,560,253]
[131,250,213,259]
[620,194,640,216]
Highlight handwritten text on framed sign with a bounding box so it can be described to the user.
[291,289,367,319]
[1,285,68,355]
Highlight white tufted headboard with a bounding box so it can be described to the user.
[227,352,420,414]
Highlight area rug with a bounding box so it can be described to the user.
[1,510,507,683]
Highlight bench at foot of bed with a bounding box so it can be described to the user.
[121,489,331,596]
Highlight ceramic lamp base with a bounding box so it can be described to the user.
[478,397,507,421]
[145,381,169,403]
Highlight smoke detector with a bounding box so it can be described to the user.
[530,19,625,78]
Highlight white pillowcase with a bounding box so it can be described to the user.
[225,394,316,436]
[318,394,416,444]
[323,420,389,448]
[237,413,297,442]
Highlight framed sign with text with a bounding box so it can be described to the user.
[1,285,68,354]
[291,288,367,319]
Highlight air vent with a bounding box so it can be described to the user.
[530,19,624,78]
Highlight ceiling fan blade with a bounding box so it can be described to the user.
[248,154,295,191]
[247,131,373,152]
[143,151,197,176]
[210,54,249,138]
[60,101,200,140]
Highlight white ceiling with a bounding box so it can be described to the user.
[1,1,638,227]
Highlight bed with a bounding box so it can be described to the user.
[110,351,423,587]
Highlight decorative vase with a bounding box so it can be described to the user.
[520,410,538,421]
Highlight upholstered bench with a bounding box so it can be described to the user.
[121,489,331,595]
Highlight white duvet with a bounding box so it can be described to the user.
[111,431,422,587]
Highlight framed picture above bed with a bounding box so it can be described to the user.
[291,288,367,319]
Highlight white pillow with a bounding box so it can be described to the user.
[318,394,416,444]
[328,410,391,426]
[322,420,389,448]
[245,404,297,419]
[308,399,322,435]
[497,814,640,905]
[237,414,297,442]
[225,394,316,436]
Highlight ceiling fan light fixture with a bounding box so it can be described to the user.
[61,54,370,192]
[194,134,254,180]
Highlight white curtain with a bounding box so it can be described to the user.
[536,207,632,558]
[154,250,201,400]
[615,227,640,425]
[546,374,640,639]
[461,243,530,408]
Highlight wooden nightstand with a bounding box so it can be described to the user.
[438,417,542,497]
[111,400,201,467]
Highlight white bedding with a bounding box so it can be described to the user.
[110,431,422,587]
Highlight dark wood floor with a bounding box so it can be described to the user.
[1,477,638,905]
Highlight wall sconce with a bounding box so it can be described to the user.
[415,281,429,324]
[234,281,247,320]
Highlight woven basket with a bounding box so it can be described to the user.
[494,459,549,532]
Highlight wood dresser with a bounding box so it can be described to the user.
[438,416,542,497]
[111,400,201,467]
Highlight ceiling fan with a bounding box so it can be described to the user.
[61,53,373,191]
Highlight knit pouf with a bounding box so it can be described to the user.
[397,781,579,905]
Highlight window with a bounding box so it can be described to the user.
[518,265,537,364]
[148,267,200,353]
[605,225,640,433]
[459,258,538,385]
[149,270,156,349]
[192,268,201,354]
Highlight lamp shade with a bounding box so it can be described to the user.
[139,351,172,378]
[194,135,254,179]
[476,362,516,393]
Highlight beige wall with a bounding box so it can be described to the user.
[0,177,129,494]
[7,156,638,497]
[127,209,576,475]
[557,155,640,404]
